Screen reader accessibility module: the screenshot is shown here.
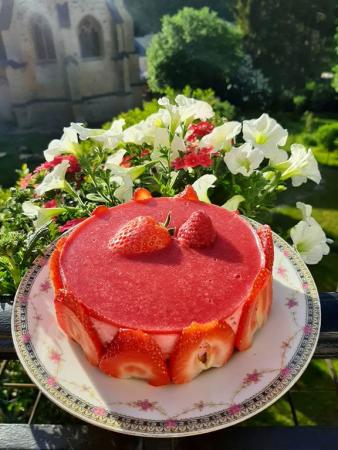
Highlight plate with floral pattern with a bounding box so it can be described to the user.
[12,228,320,437]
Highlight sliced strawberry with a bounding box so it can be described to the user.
[54,289,103,366]
[175,185,199,201]
[177,210,216,248]
[99,329,170,386]
[257,225,274,271]
[235,268,272,351]
[133,187,152,202]
[109,215,171,255]
[170,320,235,384]
[49,237,67,293]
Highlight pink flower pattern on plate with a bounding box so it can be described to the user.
[303,325,312,336]
[40,280,51,293]
[134,399,156,411]
[164,419,177,429]
[277,265,287,277]
[243,370,262,385]
[47,376,57,387]
[49,350,62,363]
[286,298,298,309]
[92,407,107,417]
[227,404,241,415]
[280,367,292,379]
[22,333,30,344]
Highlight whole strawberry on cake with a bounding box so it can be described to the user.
[50,186,273,386]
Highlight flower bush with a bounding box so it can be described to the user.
[0,95,332,295]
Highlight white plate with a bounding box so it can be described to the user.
[12,228,320,437]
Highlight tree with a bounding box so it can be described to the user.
[125,0,236,36]
[147,8,243,95]
[236,0,337,98]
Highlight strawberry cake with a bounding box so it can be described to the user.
[50,186,273,386]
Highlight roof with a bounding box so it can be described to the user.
[106,0,124,24]
[134,34,154,56]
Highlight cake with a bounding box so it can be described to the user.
[50,186,273,385]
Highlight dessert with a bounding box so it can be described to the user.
[50,186,273,385]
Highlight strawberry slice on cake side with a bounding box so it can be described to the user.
[235,225,274,351]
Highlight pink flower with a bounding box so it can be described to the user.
[164,419,177,429]
[43,199,58,208]
[22,333,30,344]
[280,367,292,379]
[47,376,57,387]
[92,406,107,417]
[135,399,155,411]
[20,296,28,305]
[227,404,241,415]
[303,282,309,291]
[49,350,61,363]
[243,370,262,385]
[58,217,86,233]
[283,249,290,257]
[303,324,312,336]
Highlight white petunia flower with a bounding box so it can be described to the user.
[44,127,78,162]
[70,119,125,149]
[274,144,321,187]
[158,95,214,133]
[35,161,70,196]
[192,174,217,203]
[243,113,288,163]
[104,149,127,170]
[151,128,186,162]
[224,143,264,176]
[290,219,332,264]
[174,94,214,124]
[108,166,133,203]
[296,201,313,224]
[199,121,241,152]
[123,111,170,146]
[22,201,65,229]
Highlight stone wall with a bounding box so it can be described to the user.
[0,0,143,129]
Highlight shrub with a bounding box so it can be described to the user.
[316,123,338,151]
[293,95,307,113]
[147,7,243,95]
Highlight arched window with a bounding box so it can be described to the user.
[31,15,56,61]
[78,16,103,58]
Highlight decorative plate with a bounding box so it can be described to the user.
[12,228,320,437]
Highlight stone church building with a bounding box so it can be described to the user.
[0,0,143,128]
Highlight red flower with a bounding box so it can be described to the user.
[140,148,151,158]
[172,146,213,170]
[186,121,214,142]
[43,199,58,208]
[120,155,133,168]
[59,218,85,233]
[34,155,80,174]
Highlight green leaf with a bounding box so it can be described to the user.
[222,195,245,211]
